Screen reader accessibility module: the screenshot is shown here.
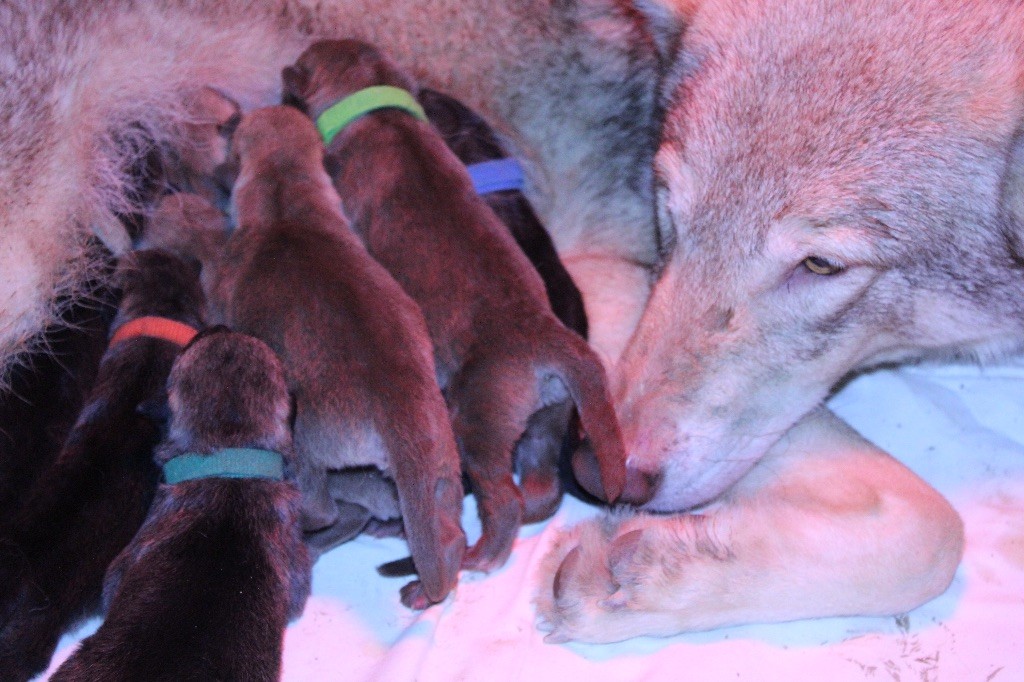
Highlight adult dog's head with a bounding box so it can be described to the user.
[614,0,1024,511]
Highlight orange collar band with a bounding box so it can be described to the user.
[109,316,199,348]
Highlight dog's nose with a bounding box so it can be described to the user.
[571,443,658,505]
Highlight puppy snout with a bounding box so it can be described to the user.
[571,443,659,505]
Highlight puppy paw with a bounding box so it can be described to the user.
[400,580,433,610]
[462,478,524,573]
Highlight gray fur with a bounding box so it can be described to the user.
[0,0,661,388]
[615,0,1024,511]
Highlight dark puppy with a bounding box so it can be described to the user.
[283,40,626,571]
[53,329,310,682]
[0,265,116,518]
[417,88,588,339]
[209,106,464,607]
[419,88,591,520]
[0,248,204,681]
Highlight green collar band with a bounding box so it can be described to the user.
[163,448,285,484]
[316,85,427,145]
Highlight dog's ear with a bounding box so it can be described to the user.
[1001,126,1024,262]
[556,0,697,73]
[631,0,698,64]
[212,150,240,193]
[281,65,310,112]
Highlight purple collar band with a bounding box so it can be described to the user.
[466,158,525,195]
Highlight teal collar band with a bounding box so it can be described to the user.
[163,448,285,484]
[316,85,428,145]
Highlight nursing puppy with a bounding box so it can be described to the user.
[210,105,464,607]
[418,88,588,339]
[141,192,230,287]
[0,247,204,681]
[419,87,590,517]
[103,87,241,254]
[162,87,241,210]
[282,39,627,570]
[0,275,116,517]
[53,329,310,682]
[0,0,659,390]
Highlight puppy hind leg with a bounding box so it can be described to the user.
[513,400,571,523]
[303,501,372,559]
[449,357,542,572]
[293,457,341,540]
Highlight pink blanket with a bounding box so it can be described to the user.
[45,361,1024,681]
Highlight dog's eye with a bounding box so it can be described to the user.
[802,256,844,275]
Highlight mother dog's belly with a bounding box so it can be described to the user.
[0,0,661,387]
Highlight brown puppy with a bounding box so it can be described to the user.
[140,192,230,291]
[163,86,241,211]
[0,247,203,681]
[283,40,627,571]
[53,329,310,682]
[115,87,241,241]
[417,88,588,340]
[210,105,464,607]
[154,162,405,552]
[419,87,591,520]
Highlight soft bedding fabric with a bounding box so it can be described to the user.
[43,360,1024,681]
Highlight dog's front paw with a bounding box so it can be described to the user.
[535,513,730,643]
[534,515,662,643]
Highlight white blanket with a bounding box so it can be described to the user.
[44,361,1024,681]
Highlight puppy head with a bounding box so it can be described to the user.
[163,328,292,458]
[282,39,417,119]
[417,88,506,164]
[139,193,228,268]
[229,105,324,175]
[113,249,205,327]
[176,86,242,179]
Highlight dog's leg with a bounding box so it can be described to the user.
[557,253,650,367]
[536,407,964,643]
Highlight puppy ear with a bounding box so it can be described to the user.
[281,65,310,112]
[212,153,240,193]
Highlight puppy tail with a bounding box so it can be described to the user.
[544,330,627,502]
[384,408,466,608]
